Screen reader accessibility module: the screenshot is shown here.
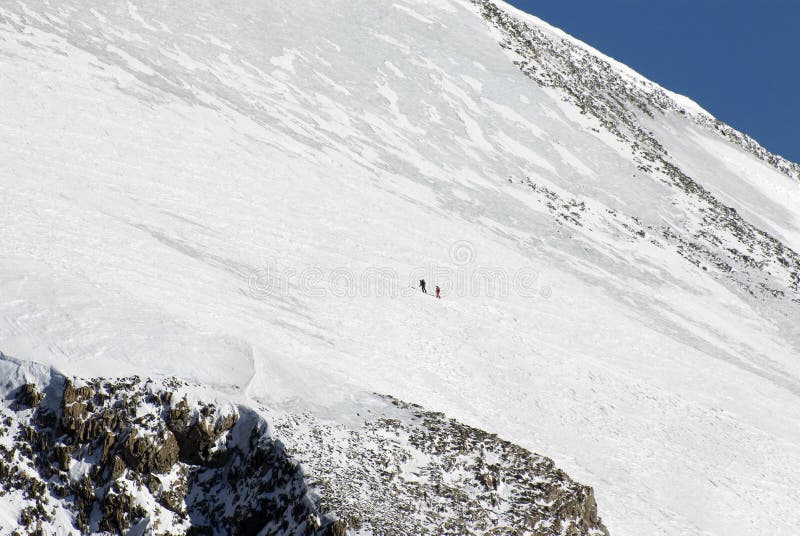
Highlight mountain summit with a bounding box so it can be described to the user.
[1,1,798,534]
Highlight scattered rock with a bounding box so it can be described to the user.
[2,375,329,535]
[274,395,610,535]
[110,455,126,480]
[329,519,347,536]
[122,429,179,474]
[2,374,609,536]
[17,384,44,408]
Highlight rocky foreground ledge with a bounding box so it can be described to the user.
[0,357,608,535]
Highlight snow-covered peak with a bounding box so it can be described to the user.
[489,0,709,115]
[1,1,799,534]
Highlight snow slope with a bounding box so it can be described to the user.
[1,0,799,534]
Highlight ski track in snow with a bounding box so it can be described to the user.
[1,1,800,535]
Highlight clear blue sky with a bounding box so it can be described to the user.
[506,1,800,164]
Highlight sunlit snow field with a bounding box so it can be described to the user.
[1,1,799,534]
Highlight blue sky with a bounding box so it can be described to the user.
[506,1,800,164]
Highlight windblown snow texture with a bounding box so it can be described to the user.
[1,0,799,535]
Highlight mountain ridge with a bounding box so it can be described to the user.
[1,1,799,534]
[484,0,800,180]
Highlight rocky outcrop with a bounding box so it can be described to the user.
[472,1,800,182]
[0,375,328,535]
[121,428,180,474]
[1,370,609,535]
[167,397,237,467]
[17,384,44,408]
[275,396,610,535]
[473,0,800,303]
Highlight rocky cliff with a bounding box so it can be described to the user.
[0,356,607,535]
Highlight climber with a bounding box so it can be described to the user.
[419,279,427,294]
[435,285,441,299]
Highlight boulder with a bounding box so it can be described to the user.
[17,384,43,408]
[122,429,179,475]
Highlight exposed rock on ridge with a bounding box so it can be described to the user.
[1,360,608,535]
[473,0,800,303]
